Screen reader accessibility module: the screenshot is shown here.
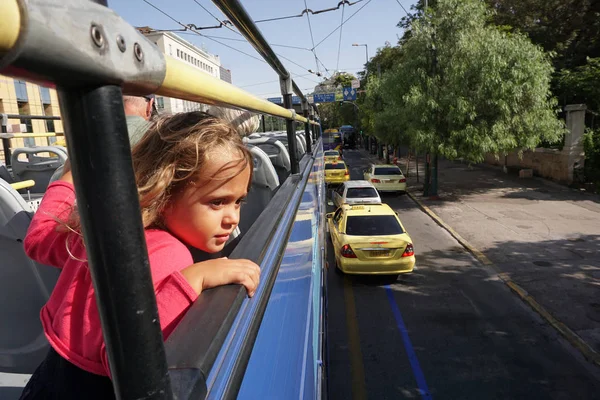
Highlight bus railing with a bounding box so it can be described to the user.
[0,0,321,399]
[1,114,63,166]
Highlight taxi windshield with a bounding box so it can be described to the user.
[346,188,378,198]
[374,167,402,175]
[325,163,346,170]
[345,215,404,235]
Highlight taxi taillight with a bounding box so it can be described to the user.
[338,156,342,160]
[371,179,381,183]
[345,169,349,176]
[402,243,414,257]
[341,244,357,258]
[400,178,406,183]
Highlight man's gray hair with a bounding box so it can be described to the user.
[123,95,147,108]
[208,106,260,136]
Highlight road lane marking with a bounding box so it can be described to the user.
[343,275,368,400]
[385,285,432,400]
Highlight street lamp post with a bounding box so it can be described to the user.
[352,43,369,65]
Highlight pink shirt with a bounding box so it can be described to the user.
[23,181,198,377]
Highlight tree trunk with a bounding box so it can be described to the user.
[429,153,439,197]
[423,152,431,196]
[385,144,391,164]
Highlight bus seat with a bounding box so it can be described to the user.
[0,179,59,374]
[11,147,67,193]
[0,165,14,184]
[238,145,280,235]
[245,137,291,184]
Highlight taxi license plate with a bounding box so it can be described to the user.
[369,250,390,257]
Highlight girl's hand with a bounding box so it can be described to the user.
[181,257,261,297]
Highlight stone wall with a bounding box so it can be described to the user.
[484,104,586,184]
[484,149,571,183]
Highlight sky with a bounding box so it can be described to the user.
[111,0,416,100]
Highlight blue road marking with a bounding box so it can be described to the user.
[385,285,432,400]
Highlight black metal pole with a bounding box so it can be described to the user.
[261,114,266,133]
[283,93,299,174]
[303,110,312,154]
[1,115,10,166]
[57,85,172,400]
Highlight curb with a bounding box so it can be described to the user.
[406,191,600,368]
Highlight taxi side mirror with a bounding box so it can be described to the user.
[326,212,333,219]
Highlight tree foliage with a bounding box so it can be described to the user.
[370,0,564,163]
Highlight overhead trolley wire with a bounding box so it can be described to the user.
[335,2,346,71]
[313,0,374,50]
[254,0,365,23]
[179,31,313,51]
[192,0,320,81]
[394,0,411,16]
[303,0,320,75]
[143,0,266,62]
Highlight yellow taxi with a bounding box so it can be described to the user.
[324,161,349,185]
[324,150,342,163]
[327,203,415,275]
[363,164,407,193]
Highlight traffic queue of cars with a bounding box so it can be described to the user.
[324,154,415,276]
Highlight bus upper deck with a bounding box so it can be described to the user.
[0,1,327,399]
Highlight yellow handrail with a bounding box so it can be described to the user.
[1,133,65,138]
[158,57,309,124]
[10,179,35,191]
[0,1,320,126]
[0,0,20,53]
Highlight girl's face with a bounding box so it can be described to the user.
[163,153,251,253]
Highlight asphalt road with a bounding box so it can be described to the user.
[325,149,600,400]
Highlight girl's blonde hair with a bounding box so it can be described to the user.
[65,111,252,232]
[207,106,260,136]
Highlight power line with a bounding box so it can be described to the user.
[192,0,243,37]
[143,0,265,62]
[336,2,346,71]
[394,0,410,16]
[255,0,365,23]
[239,73,312,88]
[313,0,374,50]
[303,0,320,74]
[144,1,321,84]
[179,31,312,51]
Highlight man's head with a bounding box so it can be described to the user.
[123,95,156,120]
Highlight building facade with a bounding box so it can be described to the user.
[140,28,223,114]
[219,66,232,84]
[0,75,64,160]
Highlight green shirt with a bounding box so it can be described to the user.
[126,115,151,147]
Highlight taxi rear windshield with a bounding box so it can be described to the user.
[374,167,402,175]
[346,215,404,236]
[325,163,346,170]
[324,151,339,156]
[346,188,378,198]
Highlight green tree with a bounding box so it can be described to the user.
[556,58,600,111]
[379,0,565,196]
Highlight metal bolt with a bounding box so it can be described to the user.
[90,24,104,48]
[133,42,144,62]
[116,35,126,52]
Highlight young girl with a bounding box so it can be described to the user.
[19,111,260,399]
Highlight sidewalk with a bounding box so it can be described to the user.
[363,149,600,356]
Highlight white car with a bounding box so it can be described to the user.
[331,180,382,208]
[363,164,407,193]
